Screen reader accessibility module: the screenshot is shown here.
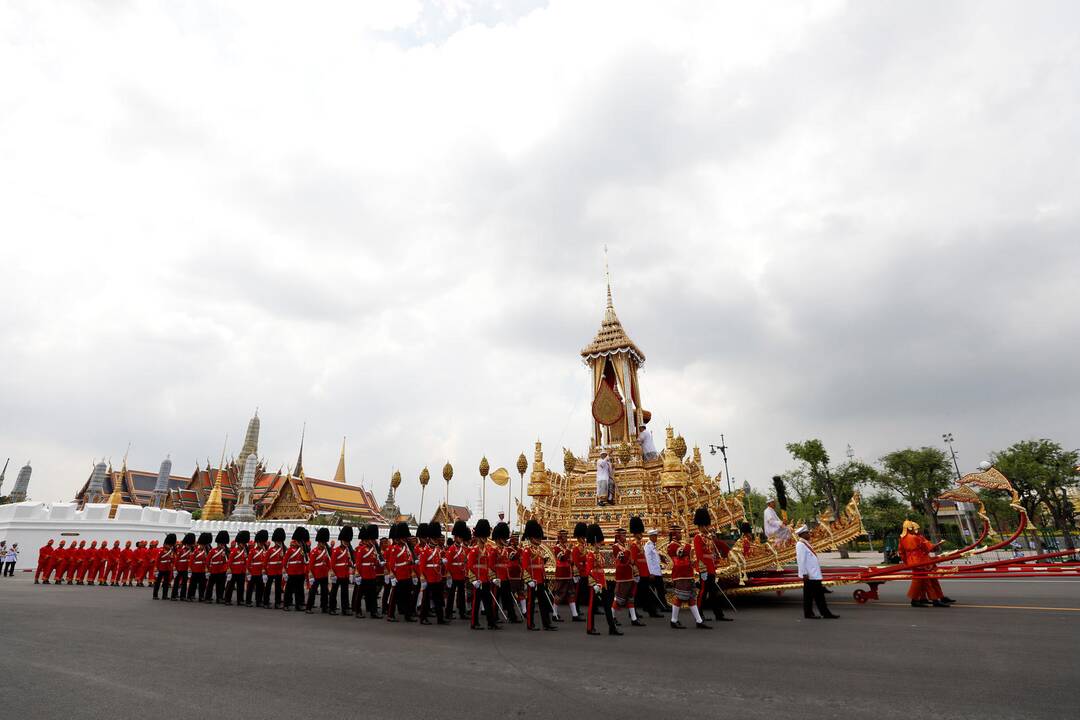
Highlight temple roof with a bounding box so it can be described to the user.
[580,284,645,365]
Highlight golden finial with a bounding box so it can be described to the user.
[479,456,490,478]
[673,434,687,460]
[563,448,575,474]
[391,469,401,490]
[442,462,453,483]
[419,466,430,487]
[517,453,528,477]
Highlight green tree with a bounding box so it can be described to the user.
[977,489,1018,537]
[861,490,916,544]
[992,439,1079,549]
[872,447,954,542]
[785,440,875,557]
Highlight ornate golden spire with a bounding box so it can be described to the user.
[580,263,645,364]
[202,436,228,521]
[106,445,129,518]
[333,437,347,483]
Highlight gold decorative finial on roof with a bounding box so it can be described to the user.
[202,434,228,521]
[333,436,347,483]
[581,252,645,364]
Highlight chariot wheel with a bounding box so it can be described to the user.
[853,588,867,604]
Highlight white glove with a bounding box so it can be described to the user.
[492,579,501,588]
[246,574,252,581]
[384,574,391,584]
[421,581,428,590]
[262,574,267,582]
[699,571,708,581]
[593,584,602,594]
[572,575,580,584]
[527,580,536,589]
[633,576,640,584]
[412,577,419,586]
[472,580,481,589]
[391,578,398,587]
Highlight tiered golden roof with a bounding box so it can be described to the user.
[580,285,645,364]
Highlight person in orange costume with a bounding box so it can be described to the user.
[898,520,954,608]
[35,539,55,583]
[47,540,68,583]
[119,540,135,585]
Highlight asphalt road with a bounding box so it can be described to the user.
[1,574,1077,720]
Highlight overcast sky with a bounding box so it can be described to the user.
[2,1,1077,515]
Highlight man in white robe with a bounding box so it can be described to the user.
[763,499,791,544]
[636,424,658,460]
[596,451,614,505]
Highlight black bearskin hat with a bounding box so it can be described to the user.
[452,520,469,539]
[254,529,269,544]
[629,516,645,534]
[573,521,588,539]
[364,524,380,541]
[417,523,430,540]
[182,532,196,545]
[338,526,353,542]
[292,526,309,543]
[164,532,177,546]
[197,531,212,546]
[395,521,411,539]
[272,527,286,543]
[523,519,544,541]
[492,521,510,541]
[215,530,229,545]
[473,519,491,539]
[693,507,712,527]
[429,521,442,538]
[587,523,604,545]
[236,530,251,545]
[738,521,753,536]
[315,527,330,543]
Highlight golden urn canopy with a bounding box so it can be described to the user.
[419,467,430,487]
[442,461,453,483]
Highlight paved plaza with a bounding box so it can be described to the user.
[1,573,1077,719]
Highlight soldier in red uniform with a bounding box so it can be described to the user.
[92,540,108,586]
[667,525,709,629]
[611,527,645,627]
[45,540,67,583]
[187,532,211,602]
[34,539,55,583]
[490,522,518,623]
[629,516,660,617]
[385,522,416,622]
[445,520,470,620]
[692,508,731,622]
[223,530,250,606]
[571,522,590,617]
[119,540,135,586]
[550,528,577,621]
[264,528,286,609]
[418,522,448,625]
[467,519,498,629]
[508,533,527,619]
[152,533,177,600]
[329,526,353,616]
[170,533,194,600]
[349,524,378,618]
[283,527,309,611]
[206,531,230,603]
[521,519,557,631]
[306,527,331,614]
[584,524,621,636]
[379,537,393,615]
[245,529,269,608]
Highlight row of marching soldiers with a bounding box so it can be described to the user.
[143,509,733,634]
[34,538,167,587]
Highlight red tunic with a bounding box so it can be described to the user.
[355,543,379,580]
[174,545,192,572]
[629,538,650,578]
[156,546,176,572]
[467,541,495,583]
[265,545,284,576]
[585,548,606,586]
[445,543,467,581]
[189,546,208,573]
[108,544,122,569]
[571,543,587,577]
[227,545,248,574]
[248,546,268,575]
[284,545,307,576]
[420,545,443,583]
[119,547,135,569]
[612,540,634,581]
[390,543,415,582]
[330,545,351,579]
[308,544,331,579]
[208,546,229,574]
[668,540,693,581]
[506,546,523,582]
[552,542,573,580]
[37,542,54,569]
[693,534,716,574]
[521,543,546,583]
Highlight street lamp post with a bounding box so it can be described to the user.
[942,433,962,481]
[708,435,733,494]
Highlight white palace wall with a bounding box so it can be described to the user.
[0,502,347,572]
